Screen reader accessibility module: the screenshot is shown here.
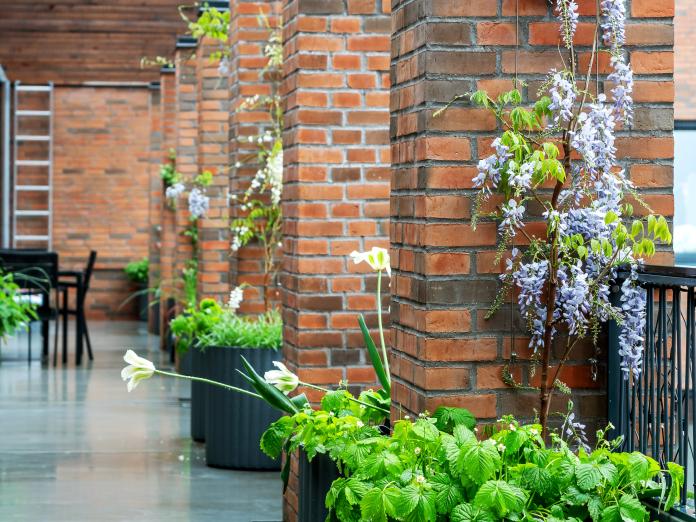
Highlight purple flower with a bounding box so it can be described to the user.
[188,188,210,219]
[510,260,549,352]
[556,262,591,335]
[556,0,580,48]
[570,95,617,176]
[549,70,577,124]
[601,0,627,50]
[500,199,526,236]
[508,161,535,191]
[608,55,634,124]
[618,267,647,378]
[472,137,511,191]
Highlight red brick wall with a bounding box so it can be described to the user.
[280,0,391,519]
[196,36,231,302]
[390,0,674,425]
[53,86,151,319]
[228,0,282,314]
[676,0,695,118]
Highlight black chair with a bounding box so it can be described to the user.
[0,249,60,365]
[58,250,97,366]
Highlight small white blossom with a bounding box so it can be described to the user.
[263,361,299,395]
[121,350,156,392]
[227,286,244,312]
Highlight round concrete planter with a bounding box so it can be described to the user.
[205,346,281,470]
[190,347,208,443]
[298,451,340,522]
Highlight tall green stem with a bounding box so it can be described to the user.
[301,381,390,415]
[377,270,390,379]
[155,370,262,399]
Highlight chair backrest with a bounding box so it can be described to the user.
[0,250,59,309]
[83,250,97,291]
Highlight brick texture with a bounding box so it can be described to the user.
[281,0,391,519]
[147,83,162,332]
[53,86,151,319]
[228,0,282,313]
[390,0,674,426]
[196,36,231,302]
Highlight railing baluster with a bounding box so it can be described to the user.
[644,286,654,456]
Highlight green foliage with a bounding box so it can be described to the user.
[124,258,149,284]
[261,406,682,522]
[199,309,282,350]
[159,150,180,188]
[0,271,38,340]
[170,298,223,353]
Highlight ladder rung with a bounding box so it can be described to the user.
[16,85,52,93]
[16,135,50,141]
[14,235,50,241]
[15,160,50,166]
[15,210,50,217]
[15,110,50,117]
[16,185,50,191]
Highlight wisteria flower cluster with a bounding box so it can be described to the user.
[467,0,672,431]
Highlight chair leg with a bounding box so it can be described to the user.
[83,316,94,361]
[41,319,49,363]
[28,324,32,365]
[62,289,68,365]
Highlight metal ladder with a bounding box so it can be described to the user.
[12,82,53,249]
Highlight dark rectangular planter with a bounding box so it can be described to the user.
[205,346,282,470]
[190,348,208,443]
[298,451,340,522]
[138,289,148,322]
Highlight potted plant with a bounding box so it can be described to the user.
[0,271,38,362]
[124,257,149,322]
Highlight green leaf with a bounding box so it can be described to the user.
[458,439,501,484]
[358,314,390,394]
[543,142,559,160]
[665,462,685,510]
[362,450,402,479]
[618,494,647,522]
[360,486,401,522]
[432,473,464,514]
[473,480,526,517]
[343,478,370,506]
[626,453,649,482]
[238,356,298,415]
[451,503,495,522]
[321,389,348,413]
[605,211,619,225]
[520,463,553,496]
[260,416,294,458]
[412,419,440,442]
[601,504,622,522]
[434,406,476,434]
[576,463,603,491]
[588,496,604,522]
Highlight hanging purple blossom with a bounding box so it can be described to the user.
[608,55,634,124]
[601,0,627,50]
[570,95,617,176]
[556,0,580,49]
[500,199,526,236]
[508,161,535,191]
[556,262,591,335]
[188,188,210,219]
[618,268,647,378]
[510,260,549,351]
[549,71,577,124]
[473,137,511,191]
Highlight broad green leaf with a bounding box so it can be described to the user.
[473,480,527,517]
[412,419,440,442]
[432,473,464,514]
[451,503,495,522]
[343,478,370,506]
[458,439,501,484]
[358,314,390,394]
[588,496,604,522]
[434,406,476,434]
[601,504,622,522]
[626,453,649,482]
[618,494,647,522]
[576,463,603,491]
[260,416,294,458]
[360,486,401,522]
[665,462,685,510]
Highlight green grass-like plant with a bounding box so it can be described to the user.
[124,258,149,285]
[200,309,282,351]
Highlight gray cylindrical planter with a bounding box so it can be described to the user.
[298,451,340,522]
[205,346,282,470]
[190,348,208,443]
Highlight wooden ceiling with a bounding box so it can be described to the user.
[0,0,193,84]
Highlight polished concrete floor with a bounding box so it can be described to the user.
[0,321,282,522]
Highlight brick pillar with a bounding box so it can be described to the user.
[228,0,282,314]
[196,33,231,303]
[174,37,199,308]
[390,1,674,425]
[159,66,178,350]
[281,1,391,519]
[147,82,162,333]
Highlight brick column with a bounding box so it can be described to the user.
[281,0,391,519]
[159,66,178,349]
[228,0,282,313]
[196,33,231,303]
[147,82,162,333]
[174,37,199,308]
[390,0,674,425]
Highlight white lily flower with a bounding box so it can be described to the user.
[263,361,299,395]
[121,350,156,392]
[349,247,391,276]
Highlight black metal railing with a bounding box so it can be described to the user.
[609,264,696,517]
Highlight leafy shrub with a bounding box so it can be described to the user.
[262,407,683,522]
[124,258,149,285]
[199,309,282,351]
[0,271,38,339]
[170,298,223,353]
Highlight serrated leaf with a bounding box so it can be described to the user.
[601,504,622,522]
[432,473,464,514]
[259,416,294,458]
[618,494,647,522]
[588,496,604,522]
[434,406,476,434]
[521,464,553,496]
[451,503,495,522]
[360,486,401,522]
[626,453,649,482]
[473,480,527,517]
[412,419,440,442]
[458,439,501,484]
[343,478,370,506]
[576,463,603,491]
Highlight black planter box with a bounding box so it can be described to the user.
[137,289,148,322]
[190,348,208,443]
[298,451,340,522]
[205,346,282,470]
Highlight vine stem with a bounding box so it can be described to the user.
[155,369,262,399]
